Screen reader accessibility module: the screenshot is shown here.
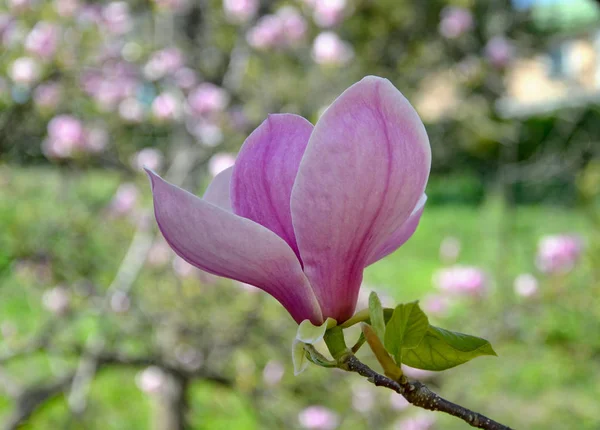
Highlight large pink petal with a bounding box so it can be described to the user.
[231,114,313,261]
[291,76,431,322]
[203,166,233,211]
[365,194,427,266]
[147,170,323,324]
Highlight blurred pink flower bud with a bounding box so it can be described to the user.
[173,67,197,90]
[438,6,473,39]
[188,83,229,117]
[393,414,436,430]
[439,236,461,264]
[311,32,353,66]
[313,0,346,28]
[191,122,223,147]
[43,115,85,159]
[132,148,163,172]
[389,391,409,411]
[25,22,60,59]
[102,2,131,34]
[277,6,307,45]
[42,286,71,315]
[514,273,538,298]
[298,406,340,430]
[208,152,236,177]
[152,93,181,121]
[247,15,284,50]
[536,234,583,275]
[263,360,285,386]
[54,0,80,17]
[485,36,514,69]
[421,294,451,317]
[435,265,487,296]
[110,290,131,313]
[136,366,165,394]
[144,47,184,80]
[351,384,375,413]
[109,183,139,215]
[119,98,145,122]
[84,126,108,153]
[9,57,41,85]
[33,81,62,110]
[223,0,258,24]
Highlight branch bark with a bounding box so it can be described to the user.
[342,355,512,430]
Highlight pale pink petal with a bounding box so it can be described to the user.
[291,76,431,321]
[203,166,233,211]
[231,114,313,260]
[147,170,322,324]
[365,194,427,266]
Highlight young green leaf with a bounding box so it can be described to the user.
[292,339,308,375]
[368,292,386,340]
[384,301,429,364]
[401,326,497,371]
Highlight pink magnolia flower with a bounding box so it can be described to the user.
[25,22,60,59]
[9,57,41,85]
[485,36,514,69]
[311,32,353,66]
[33,81,62,110]
[434,265,486,297]
[102,2,131,34]
[147,77,430,324]
[514,273,538,298]
[187,83,229,117]
[313,0,346,28]
[277,6,307,45]
[536,234,583,275]
[152,92,181,121]
[438,6,473,39]
[246,14,284,50]
[223,0,258,24]
[42,114,85,158]
[263,359,285,386]
[298,406,339,430]
[144,47,184,80]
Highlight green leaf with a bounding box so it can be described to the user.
[384,302,429,364]
[368,292,386,340]
[402,326,497,371]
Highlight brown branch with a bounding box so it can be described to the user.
[342,355,512,430]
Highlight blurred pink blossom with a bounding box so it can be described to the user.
[84,126,108,153]
[188,83,229,117]
[25,22,60,59]
[188,121,224,147]
[313,0,346,28]
[173,67,197,90]
[421,294,451,317]
[208,153,236,177]
[132,148,163,172]
[438,6,473,39]
[277,6,307,45]
[147,240,172,267]
[42,286,71,316]
[514,273,538,298]
[102,2,132,34]
[119,98,145,122]
[485,36,515,69]
[298,406,340,430]
[1,17,24,48]
[136,366,165,394]
[536,234,583,275]
[246,14,284,50]
[9,57,41,85]
[43,114,85,158]
[54,0,80,17]
[262,360,285,386]
[33,81,62,110]
[393,414,436,430]
[109,183,139,215]
[311,32,353,66]
[439,236,461,264]
[144,47,184,80]
[434,265,487,296]
[152,93,181,121]
[223,0,258,24]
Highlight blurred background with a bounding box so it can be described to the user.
[1,0,600,429]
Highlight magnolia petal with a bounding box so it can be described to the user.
[365,194,427,266]
[203,166,233,211]
[147,170,323,324]
[231,114,313,260]
[291,76,431,322]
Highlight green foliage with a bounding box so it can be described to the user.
[383,302,429,365]
[368,292,386,341]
